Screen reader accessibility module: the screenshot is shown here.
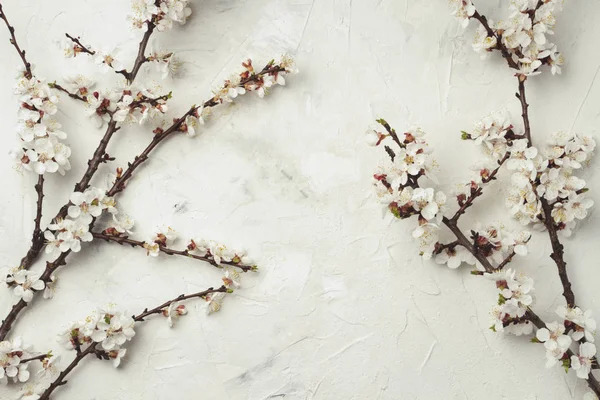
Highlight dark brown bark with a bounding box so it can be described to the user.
[517,79,532,145]
[540,198,575,306]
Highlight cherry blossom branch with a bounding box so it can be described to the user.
[506,10,574,307]
[526,311,600,395]
[38,286,228,400]
[10,18,158,275]
[133,285,227,322]
[370,2,598,396]
[0,60,290,340]
[107,63,286,197]
[0,3,48,272]
[445,217,600,395]
[91,231,254,272]
[472,2,576,308]
[0,3,32,77]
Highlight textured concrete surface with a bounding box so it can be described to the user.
[1,0,600,399]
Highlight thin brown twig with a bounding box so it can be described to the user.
[496,250,516,271]
[133,285,227,321]
[65,33,95,56]
[48,82,87,102]
[20,353,49,364]
[450,151,510,222]
[443,216,600,394]
[91,232,254,272]
[0,3,32,77]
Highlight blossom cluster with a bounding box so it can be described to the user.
[84,86,170,128]
[463,113,596,236]
[130,0,192,32]
[0,338,37,385]
[10,68,71,175]
[536,306,597,379]
[486,268,535,336]
[461,110,513,161]
[3,270,45,303]
[476,226,530,261]
[448,0,475,28]
[180,107,208,137]
[187,238,254,268]
[213,56,298,104]
[508,133,594,234]
[369,130,446,258]
[59,307,135,368]
[369,121,496,264]
[148,49,181,79]
[454,0,566,77]
[437,225,530,270]
[42,187,118,277]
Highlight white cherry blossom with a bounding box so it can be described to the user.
[13,271,45,303]
[571,342,596,379]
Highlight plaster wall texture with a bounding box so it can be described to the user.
[0,0,600,399]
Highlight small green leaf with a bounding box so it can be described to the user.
[530,337,541,343]
[562,358,571,373]
[498,293,506,305]
[388,202,401,219]
[489,324,496,332]
[461,131,471,140]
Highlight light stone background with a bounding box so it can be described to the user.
[1,0,600,399]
